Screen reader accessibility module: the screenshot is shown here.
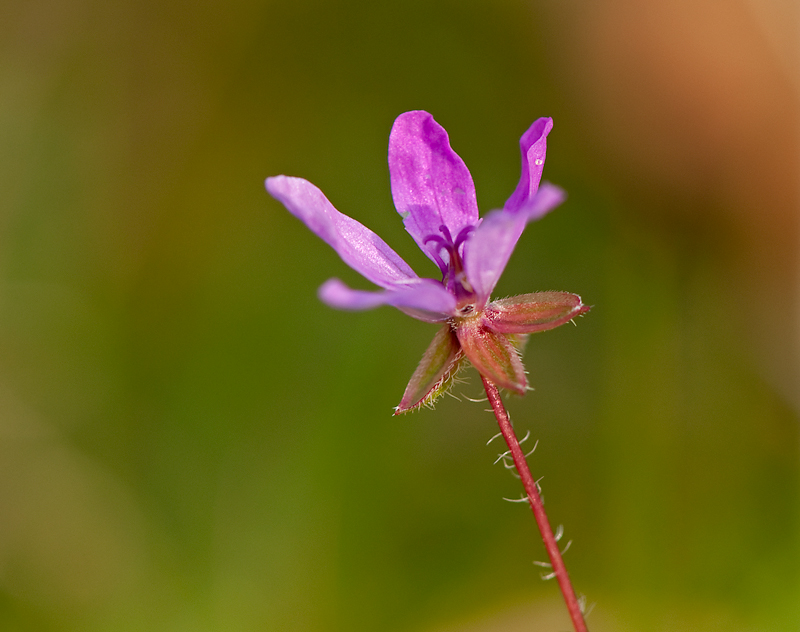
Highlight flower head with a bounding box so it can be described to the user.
[266,111,588,413]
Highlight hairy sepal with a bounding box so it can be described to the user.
[455,318,527,395]
[485,291,589,334]
[394,325,464,414]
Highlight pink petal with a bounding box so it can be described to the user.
[389,111,479,264]
[266,176,417,289]
[504,117,553,213]
[318,278,456,322]
[463,183,566,305]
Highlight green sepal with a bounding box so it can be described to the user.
[455,318,527,395]
[394,324,464,414]
[484,291,589,334]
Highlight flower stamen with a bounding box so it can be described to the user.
[423,225,477,305]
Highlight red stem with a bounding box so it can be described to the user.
[482,376,588,632]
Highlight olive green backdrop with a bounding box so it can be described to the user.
[1,1,797,630]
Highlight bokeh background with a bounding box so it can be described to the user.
[1,0,798,630]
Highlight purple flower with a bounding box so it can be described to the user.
[266,111,589,413]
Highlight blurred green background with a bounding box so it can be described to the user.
[1,0,798,630]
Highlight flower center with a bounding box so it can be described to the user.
[456,303,475,316]
[424,224,477,308]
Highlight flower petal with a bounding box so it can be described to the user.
[504,117,553,213]
[455,318,527,394]
[463,209,526,307]
[318,278,456,322]
[266,175,417,289]
[521,180,566,223]
[463,183,566,305]
[389,111,479,264]
[394,325,464,414]
[484,292,590,334]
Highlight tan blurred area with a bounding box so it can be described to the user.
[546,0,799,406]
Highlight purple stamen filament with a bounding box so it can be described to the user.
[423,225,476,304]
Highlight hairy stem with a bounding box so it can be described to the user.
[482,376,588,632]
